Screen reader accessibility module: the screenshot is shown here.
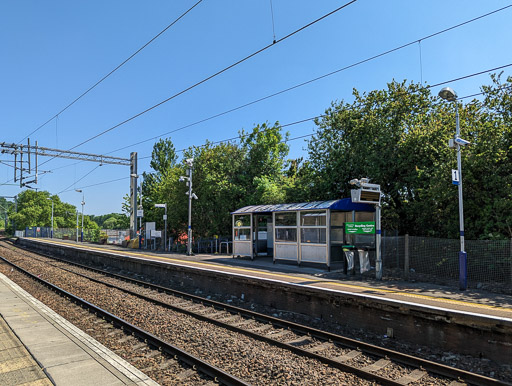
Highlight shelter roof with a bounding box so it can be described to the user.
[231,198,375,214]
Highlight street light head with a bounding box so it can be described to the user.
[438,87,457,102]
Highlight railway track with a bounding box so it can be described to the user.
[1,240,509,385]
[0,252,247,385]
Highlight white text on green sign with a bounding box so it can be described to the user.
[345,222,375,234]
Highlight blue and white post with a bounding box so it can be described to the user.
[439,87,468,291]
[375,204,382,280]
[455,106,467,290]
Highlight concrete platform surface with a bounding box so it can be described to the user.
[0,272,159,386]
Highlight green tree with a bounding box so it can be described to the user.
[302,77,512,239]
[8,190,98,231]
[238,122,290,205]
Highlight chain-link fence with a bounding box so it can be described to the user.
[380,234,512,291]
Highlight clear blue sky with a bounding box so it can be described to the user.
[1,0,511,215]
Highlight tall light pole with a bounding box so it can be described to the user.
[155,203,167,251]
[180,158,198,256]
[47,197,54,238]
[76,189,85,242]
[438,87,469,291]
[76,210,79,243]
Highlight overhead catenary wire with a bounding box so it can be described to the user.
[14,84,512,195]
[136,71,512,159]
[57,164,102,194]
[124,62,512,159]
[16,0,204,144]
[2,62,510,191]
[43,0,358,157]
[29,2,512,179]
[66,84,512,195]
[10,60,510,191]
[59,176,129,194]
[103,4,512,157]
[4,3,511,197]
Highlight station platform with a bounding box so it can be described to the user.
[0,271,158,386]
[19,238,512,323]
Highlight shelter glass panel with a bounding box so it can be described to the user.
[234,215,251,227]
[300,211,326,226]
[275,228,297,242]
[355,212,374,222]
[301,228,326,244]
[234,228,251,240]
[275,212,296,226]
[330,228,345,243]
[331,212,352,226]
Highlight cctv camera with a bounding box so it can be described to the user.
[192,193,198,200]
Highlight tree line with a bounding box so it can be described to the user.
[4,190,128,233]
[141,74,512,241]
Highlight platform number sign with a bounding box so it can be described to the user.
[452,169,460,185]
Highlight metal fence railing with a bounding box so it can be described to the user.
[24,227,130,245]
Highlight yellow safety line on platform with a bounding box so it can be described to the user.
[33,239,512,314]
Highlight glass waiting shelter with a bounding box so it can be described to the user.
[231,199,375,268]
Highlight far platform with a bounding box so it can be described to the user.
[17,237,512,323]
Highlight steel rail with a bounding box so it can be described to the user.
[0,254,249,386]
[6,241,507,386]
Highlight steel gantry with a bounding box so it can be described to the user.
[0,140,138,238]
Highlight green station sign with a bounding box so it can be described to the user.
[345,221,376,234]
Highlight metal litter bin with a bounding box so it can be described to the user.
[358,248,370,274]
[342,245,355,275]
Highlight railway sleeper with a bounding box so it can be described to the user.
[332,349,362,363]
[307,341,335,353]
[264,330,290,339]
[174,368,197,382]
[361,358,391,372]
[285,336,314,347]
[395,369,427,385]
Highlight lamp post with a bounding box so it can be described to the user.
[75,189,85,242]
[180,158,197,256]
[438,87,468,291]
[76,210,79,243]
[47,197,54,238]
[155,203,167,251]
